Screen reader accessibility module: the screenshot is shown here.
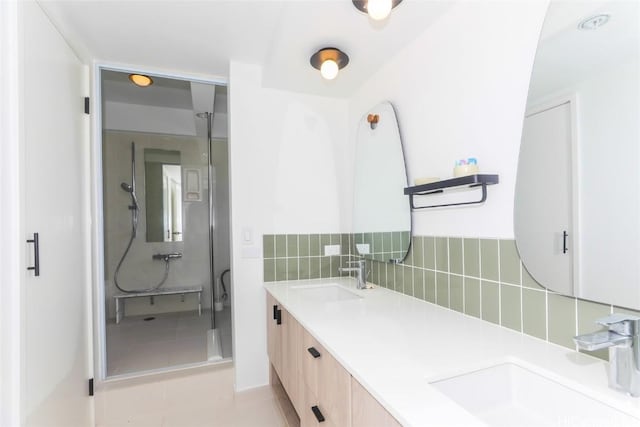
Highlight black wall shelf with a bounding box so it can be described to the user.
[404,174,499,209]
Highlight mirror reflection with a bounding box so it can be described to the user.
[353,101,411,263]
[144,148,183,242]
[515,0,640,308]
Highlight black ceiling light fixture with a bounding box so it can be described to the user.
[310,47,350,80]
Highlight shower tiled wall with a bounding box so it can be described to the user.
[263,234,640,361]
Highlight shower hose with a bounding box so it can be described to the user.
[113,203,170,294]
[220,269,230,301]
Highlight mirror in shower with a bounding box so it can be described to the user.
[352,101,411,263]
[144,148,183,242]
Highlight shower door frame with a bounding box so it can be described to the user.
[90,62,229,382]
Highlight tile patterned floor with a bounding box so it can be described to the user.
[95,364,286,427]
[107,308,232,376]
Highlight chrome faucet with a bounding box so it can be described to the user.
[338,260,368,289]
[574,313,640,397]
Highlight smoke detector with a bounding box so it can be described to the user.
[578,14,610,30]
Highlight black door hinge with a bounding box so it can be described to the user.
[84,97,90,115]
[88,378,94,396]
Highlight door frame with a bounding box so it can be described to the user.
[90,62,228,381]
[0,1,23,424]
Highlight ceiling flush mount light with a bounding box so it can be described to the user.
[128,74,153,87]
[310,48,350,80]
[578,14,610,30]
[352,0,402,21]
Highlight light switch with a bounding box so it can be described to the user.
[242,227,253,244]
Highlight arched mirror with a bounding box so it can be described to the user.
[353,101,411,263]
[515,0,640,309]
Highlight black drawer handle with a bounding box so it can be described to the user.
[311,406,325,423]
[276,309,282,325]
[273,304,278,320]
[27,232,40,277]
[307,347,321,358]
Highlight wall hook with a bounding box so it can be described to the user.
[367,114,379,130]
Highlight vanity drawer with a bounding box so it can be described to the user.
[299,328,351,427]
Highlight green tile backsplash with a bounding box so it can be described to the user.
[353,231,410,263]
[522,288,547,340]
[263,234,353,282]
[481,280,500,325]
[263,233,640,362]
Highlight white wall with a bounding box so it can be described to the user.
[228,1,549,391]
[349,0,549,239]
[228,61,350,390]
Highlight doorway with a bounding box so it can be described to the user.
[96,67,231,378]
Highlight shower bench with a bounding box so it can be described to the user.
[114,286,203,324]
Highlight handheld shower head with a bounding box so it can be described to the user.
[120,182,139,209]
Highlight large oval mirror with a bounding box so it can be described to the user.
[515,0,640,309]
[353,101,411,263]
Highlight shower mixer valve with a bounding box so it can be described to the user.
[152,252,183,262]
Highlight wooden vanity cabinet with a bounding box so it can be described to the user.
[284,311,301,413]
[351,377,402,427]
[266,293,281,374]
[267,291,399,426]
[266,293,301,412]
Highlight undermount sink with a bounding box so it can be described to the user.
[430,362,639,427]
[289,284,362,303]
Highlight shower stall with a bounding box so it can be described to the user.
[100,69,231,377]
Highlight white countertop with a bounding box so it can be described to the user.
[264,278,640,426]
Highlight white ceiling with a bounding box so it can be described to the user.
[39,0,452,98]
